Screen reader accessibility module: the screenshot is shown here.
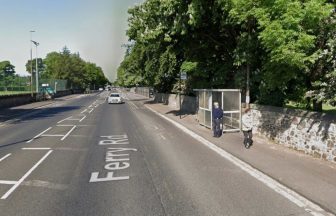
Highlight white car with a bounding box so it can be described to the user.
[108,93,123,104]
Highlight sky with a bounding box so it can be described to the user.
[0,0,143,81]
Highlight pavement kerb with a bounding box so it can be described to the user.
[144,103,335,216]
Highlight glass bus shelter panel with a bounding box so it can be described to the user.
[198,109,205,126]
[205,110,212,128]
[212,92,222,108]
[205,91,212,109]
[223,112,240,130]
[223,91,240,112]
[199,91,205,108]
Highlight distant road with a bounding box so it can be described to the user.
[0,91,327,215]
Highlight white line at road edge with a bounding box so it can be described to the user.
[26,127,52,143]
[1,150,53,199]
[145,105,334,216]
[0,154,11,162]
[61,125,76,141]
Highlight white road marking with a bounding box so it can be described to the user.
[128,101,138,109]
[79,115,86,122]
[26,127,52,143]
[57,116,73,124]
[57,124,91,127]
[1,150,53,199]
[22,148,51,150]
[159,134,166,140]
[81,109,88,114]
[0,180,17,185]
[41,134,64,137]
[61,126,76,141]
[145,105,333,216]
[22,180,67,190]
[89,108,94,113]
[0,154,11,162]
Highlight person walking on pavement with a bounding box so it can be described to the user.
[242,107,253,148]
[212,102,223,137]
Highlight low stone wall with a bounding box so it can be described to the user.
[153,93,197,114]
[247,104,336,163]
[0,93,36,108]
[151,93,336,163]
[0,90,75,109]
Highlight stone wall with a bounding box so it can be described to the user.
[153,93,198,114]
[0,93,36,108]
[247,104,336,163]
[0,90,74,109]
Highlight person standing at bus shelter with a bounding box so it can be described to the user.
[212,102,223,137]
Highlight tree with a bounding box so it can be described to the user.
[0,61,16,90]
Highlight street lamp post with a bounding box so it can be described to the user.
[31,40,39,93]
[30,30,35,96]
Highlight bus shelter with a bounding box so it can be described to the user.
[194,89,241,132]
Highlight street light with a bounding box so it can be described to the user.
[31,40,39,93]
[30,30,35,96]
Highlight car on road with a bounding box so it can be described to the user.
[108,93,123,104]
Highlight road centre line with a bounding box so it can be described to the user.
[61,126,76,141]
[57,124,91,127]
[41,134,64,137]
[1,150,53,200]
[0,154,11,162]
[145,105,333,216]
[57,116,73,124]
[22,148,51,150]
[81,109,88,114]
[27,127,52,143]
[79,115,86,122]
[0,180,17,185]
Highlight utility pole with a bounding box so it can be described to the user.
[31,40,40,93]
[30,30,35,96]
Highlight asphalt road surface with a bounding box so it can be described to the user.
[0,92,328,215]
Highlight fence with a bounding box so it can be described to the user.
[0,76,68,95]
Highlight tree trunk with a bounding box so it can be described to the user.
[312,99,322,112]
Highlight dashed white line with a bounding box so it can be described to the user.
[80,109,88,114]
[88,108,94,113]
[79,115,86,122]
[0,154,11,162]
[41,134,64,137]
[22,148,51,150]
[26,127,52,143]
[61,126,76,141]
[0,180,17,185]
[145,105,333,216]
[1,150,53,199]
[57,116,73,124]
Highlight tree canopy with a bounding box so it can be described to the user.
[116,0,336,110]
[27,46,109,89]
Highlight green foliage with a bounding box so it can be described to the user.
[117,0,335,111]
[42,46,108,89]
[0,61,16,90]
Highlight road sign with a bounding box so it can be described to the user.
[180,71,187,80]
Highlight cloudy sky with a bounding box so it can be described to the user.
[0,0,142,81]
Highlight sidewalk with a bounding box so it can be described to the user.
[143,100,336,214]
[0,94,87,124]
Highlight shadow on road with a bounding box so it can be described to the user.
[0,106,81,125]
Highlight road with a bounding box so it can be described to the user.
[0,92,330,215]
